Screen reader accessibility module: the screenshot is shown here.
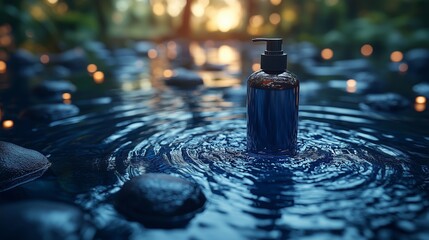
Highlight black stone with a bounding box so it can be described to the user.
[361,93,410,112]
[33,80,76,97]
[115,173,206,228]
[21,104,79,121]
[201,63,228,71]
[164,68,204,88]
[0,200,94,240]
[0,141,51,192]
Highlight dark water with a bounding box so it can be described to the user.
[1,42,429,239]
[2,86,428,239]
[247,87,299,155]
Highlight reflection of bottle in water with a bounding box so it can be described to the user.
[247,38,299,155]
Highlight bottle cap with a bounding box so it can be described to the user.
[253,38,287,73]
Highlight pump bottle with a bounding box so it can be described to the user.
[247,38,299,155]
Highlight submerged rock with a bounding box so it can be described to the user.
[21,103,79,121]
[115,173,206,228]
[0,200,94,240]
[164,68,204,88]
[0,141,51,192]
[33,80,76,97]
[361,93,410,112]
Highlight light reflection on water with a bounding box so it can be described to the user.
[1,42,429,239]
[15,86,426,239]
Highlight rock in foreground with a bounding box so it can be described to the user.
[0,200,94,240]
[115,173,206,228]
[0,141,51,192]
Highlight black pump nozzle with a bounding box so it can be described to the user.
[253,38,287,73]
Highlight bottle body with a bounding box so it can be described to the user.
[247,70,299,155]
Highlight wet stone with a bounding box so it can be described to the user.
[0,200,94,240]
[361,93,410,112]
[201,63,228,71]
[405,48,429,77]
[333,59,372,74]
[115,173,206,228]
[0,141,51,192]
[7,49,42,77]
[350,71,383,93]
[50,66,72,78]
[8,49,38,66]
[33,80,76,97]
[413,83,429,97]
[21,103,79,121]
[164,68,204,88]
[56,48,88,70]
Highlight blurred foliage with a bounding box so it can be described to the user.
[1,0,428,55]
[0,0,98,53]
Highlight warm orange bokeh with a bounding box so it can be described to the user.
[321,48,334,60]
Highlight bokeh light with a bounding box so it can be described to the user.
[148,49,158,59]
[360,44,373,57]
[252,63,261,72]
[163,69,174,78]
[390,51,403,62]
[153,2,165,16]
[0,60,6,74]
[270,0,281,6]
[250,15,264,28]
[93,71,105,84]
[415,103,426,112]
[2,120,14,129]
[269,13,281,25]
[40,54,50,64]
[87,64,97,73]
[415,96,426,104]
[321,48,334,60]
[399,63,408,73]
[346,79,357,93]
[62,93,72,100]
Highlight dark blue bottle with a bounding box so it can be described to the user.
[247,38,299,155]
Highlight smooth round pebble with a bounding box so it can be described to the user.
[115,173,206,228]
[0,200,94,240]
[164,68,204,88]
[21,103,79,121]
[0,141,51,192]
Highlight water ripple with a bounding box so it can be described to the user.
[16,89,429,239]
